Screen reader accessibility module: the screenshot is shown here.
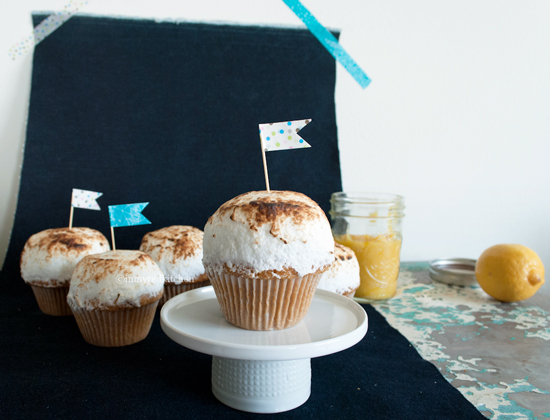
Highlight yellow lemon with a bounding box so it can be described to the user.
[475,244,545,302]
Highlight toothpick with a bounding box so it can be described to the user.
[110,226,116,251]
[260,142,271,193]
[68,206,74,229]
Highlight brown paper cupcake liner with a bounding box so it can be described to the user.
[206,268,322,331]
[343,289,357,298]
[68,300,158,347]
[159,280,210,307]
[30,285,72,316]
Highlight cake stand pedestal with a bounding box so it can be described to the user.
[161,287,368,414]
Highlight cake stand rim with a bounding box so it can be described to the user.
[160,286,368,361]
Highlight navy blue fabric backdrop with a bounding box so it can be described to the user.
[0,15,484,420]
[0,15,342,295]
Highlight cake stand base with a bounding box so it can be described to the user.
[211,357,311,413]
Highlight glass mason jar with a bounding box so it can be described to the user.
[330,192,405,301]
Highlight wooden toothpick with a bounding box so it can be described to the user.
[68,206,74,229]
[261,142,271,193]
[110,226,116,251]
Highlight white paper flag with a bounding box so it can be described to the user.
[259,119,312,152]
[71,189,102,211]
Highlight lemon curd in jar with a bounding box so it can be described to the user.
[330,192,405,301]
[334,233,402,300]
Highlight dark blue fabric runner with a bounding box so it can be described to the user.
[0,296,484,419]
[0,15,484,419]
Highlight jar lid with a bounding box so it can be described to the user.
[429,258,477,286]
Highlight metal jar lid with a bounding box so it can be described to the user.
[429,258,478,286]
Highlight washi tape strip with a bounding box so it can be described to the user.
[8,1,88,60]
[282,0,371,89]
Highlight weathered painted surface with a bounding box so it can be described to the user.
[370,265,550,419]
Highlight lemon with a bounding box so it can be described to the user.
[475,244,545,302]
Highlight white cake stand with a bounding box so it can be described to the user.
[160,286,368,414]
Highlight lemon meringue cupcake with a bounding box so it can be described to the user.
[317,242,360,298]
[67,250,164,347]
[203,191,334,331]
[20,227,110,316]
[140,226,209,306]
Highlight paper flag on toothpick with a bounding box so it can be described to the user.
[259,119,312,152]
[108,203,151,228]
[71,189,102,210]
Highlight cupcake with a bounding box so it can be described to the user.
[317,242,360,298]
[139,225,209,307]
[20,227,110,316]
[67,250,164,347]
[203,190,334,331]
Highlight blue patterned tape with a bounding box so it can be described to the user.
[282,0,371,89]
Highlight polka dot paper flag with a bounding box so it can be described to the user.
[71,188,102,210]
[259,119,312,152]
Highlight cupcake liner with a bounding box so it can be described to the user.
[159,280,211,307]
[343,288,358,299]
[206,268,323,331]
[30,285,72,316]
[68,300,158,347]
